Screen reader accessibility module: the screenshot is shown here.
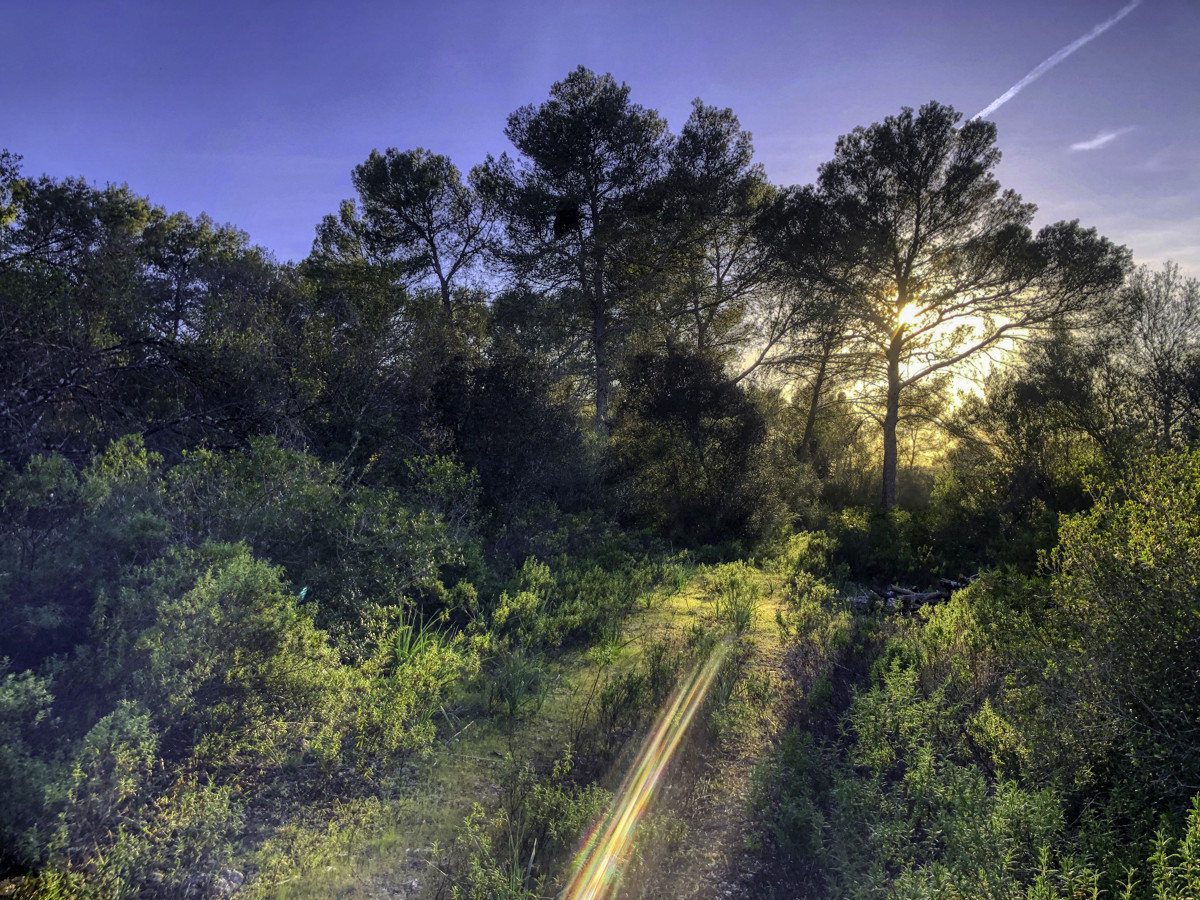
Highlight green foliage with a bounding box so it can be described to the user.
[774,572,848,668]
[759,452,1200,896]
[828,506,933,581]
[491,557,557,650]
[759,730,833,857]
[610,350,778,543]
[48,702,160,872]
[350,147,490,312]
[761,664,1068,895]
[1147,796,1200,897]
[771,530,838,580]
[95,544,347,766]
[1046,451,1200,813]
[451,749,609,900]
[706,643,761,741]
[927,334,1119,571]
[0,664,56,866]
[0,453,89,667]
[431,346,594,515]
[708,561,761,635]
[3,77,1193,900]
[0,172,306,463]
[488,651,551,721]
[643,639,684,707]
[19,702,243,899]
[167,437,474,638]
[352,607,475,761]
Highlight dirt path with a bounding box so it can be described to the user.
[268,562,800,900]
[618,571,795,900]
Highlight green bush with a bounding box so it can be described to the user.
[1046,451,1200,814]
[23,702,242,899]
[451,750,609,900]
[0,663,56,867]
[352,607,476,760]
[166,437,475,639]
[709,561,761,635]
[96,544,348,767]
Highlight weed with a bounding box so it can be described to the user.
[644,639,683,706]
[488,652,550,720]
[393,612,448,668]
[597,669,648,744]
[686,621,719,655]
[706,645,752,740]
[709,561,761,635]
[449,749,609,900]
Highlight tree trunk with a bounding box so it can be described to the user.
[590,224,611,434]
[881,339,902,509]
[800,333,832,466]
[593,307,610,434]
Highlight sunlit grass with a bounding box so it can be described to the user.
[563,642,729,900]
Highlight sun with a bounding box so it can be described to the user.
[895,303,924,330]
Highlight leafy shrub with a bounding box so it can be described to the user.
[828,507,934,582]
[167,437,475,637]
[97,543,348,767]
[709,561,761,635]
[1046,451,1200,814]
[490,557,556,649]
[22,702,243,899]
[0,663,56,866]
[352,608,476,761]
[451,750,609,900]
[771,530,838,580]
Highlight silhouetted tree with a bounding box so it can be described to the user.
[477,67,677,431]
[1123,262,1200,450]
[781,102,1130,507]
[349,148,493,315]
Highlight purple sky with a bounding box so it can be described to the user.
[4,0,1197,274]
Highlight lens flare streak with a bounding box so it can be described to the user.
[564,645,728,900]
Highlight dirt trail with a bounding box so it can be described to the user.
[270,564,800,900]
[618,577,795,900]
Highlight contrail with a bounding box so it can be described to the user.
[1070,127,1134,151]
[973,0,1143,120]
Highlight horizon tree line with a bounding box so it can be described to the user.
[2,67,1188,514]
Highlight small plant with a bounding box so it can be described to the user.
[597,668,648,743]
[393,611,447,667]
[710,562,761,635]
[808,675,833,712]
[450,749,609,900]
[488,651,550,720]
[707,644,752,740]
[644,639,682,706]
[686,621,718,655]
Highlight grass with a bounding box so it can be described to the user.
[267,556,796,899]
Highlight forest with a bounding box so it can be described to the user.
[1,67,1199,899]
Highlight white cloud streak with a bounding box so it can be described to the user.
[1070,127,1135,151]
[973,0,1143,120]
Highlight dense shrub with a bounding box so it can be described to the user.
[609,350,778,543]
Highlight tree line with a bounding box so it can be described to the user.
[2,67,1154,524]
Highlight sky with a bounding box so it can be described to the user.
[3,0,1198,274]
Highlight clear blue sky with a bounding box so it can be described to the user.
[4,0,1197,273]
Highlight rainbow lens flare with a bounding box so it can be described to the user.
[563,643,728,900]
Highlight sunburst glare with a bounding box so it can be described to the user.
[564,643,729,900]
